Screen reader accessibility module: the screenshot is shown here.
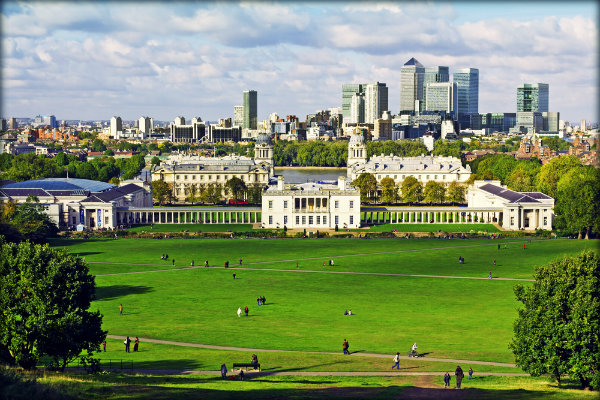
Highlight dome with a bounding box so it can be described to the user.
[349,133,365,145]
[255,133,272,146]
[1,178,115,192]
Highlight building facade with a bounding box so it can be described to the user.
[453,68,479,128]
[400,58,425,112]
[262,176,361,229]
[425,82,457,116]
[364,82,388,124]
[243,90,258,130]
[342,83,364,120]
[517,83,549,113]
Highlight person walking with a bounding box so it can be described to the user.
[124,336,131,353]
[133,337,139,352]
[468,367,473,380]
[493,259,496,267]
[102,341,106,352]
[411,342,418,357]
[523,243,526,250]
[239,258,242,265]
[488,271,492,279]
[237,307,242,317]
[205,260,209,267]
[244,306,249,316]
[119,304,123,316]
[443,372,451,388]
[497,243,500,250]
[455,365,464,389]
[296,262,299,269]
[233,272,236,279]
[220,363,227,379]
[392,352,400,370]
[342,339,349,355]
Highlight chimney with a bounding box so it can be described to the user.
[277,176,284,191]
[338,177,346,191]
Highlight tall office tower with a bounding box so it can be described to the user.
[580,119,586,132]
[342,84,365,119]
[517,83,549,112]
[243,90,257,130]
[139,116,152,134]
[0,119,7,132]
[233,106,244,127]
[400,58,425,112]
[350,93,365,124]
[453,68,479,128]
[423,66,449,107]
[8,117,17,130]
[364,82,389,124]
[425,82,457,115]
[110,116,122,137]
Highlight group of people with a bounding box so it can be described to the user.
[237,306,250,317]
[443,366,473,389]
[161,253,169,260]
[123,336,140,353]
[256,296,266,305]
[343,309,352,315]
[458,256,465,264]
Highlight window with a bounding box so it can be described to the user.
[543,216,547,225]
[72,216,76,224]
[323,216,327,224]
[309,216,313,225]
[269,216,273,224]
[284,216,288,224]
[284,201,288,209]
[335,216,339,225]
[335,201,339,209]
[184,175,188,180]
[268,200,273,209]
[349,201,354,209]
[434,175,437,180]
[192,175,196,180]
[201,175,204,180]
[317,216,321,224]
[510,217,515,225]
[302,216,306,224]
[350,216,354,225]
[176,175,180,180]
[296,216,300,224]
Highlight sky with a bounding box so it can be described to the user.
[1,1,598,123]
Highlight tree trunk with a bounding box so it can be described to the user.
[585,226,590,240]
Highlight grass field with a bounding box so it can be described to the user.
[42,237,599,398]
[127,224,255,233]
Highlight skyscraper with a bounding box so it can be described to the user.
[350,93,365,124]
[453,68,479,128]
[110,116,122,137]
[342,84,365,119]
[233,105,244,127]
[517,83,549,113]
[364,82,388,123]
[425,82,457,116]
[243,90,257,130]
[400,58,425,113]
[423,66,449,107]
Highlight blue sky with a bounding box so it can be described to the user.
[1,1,597,123]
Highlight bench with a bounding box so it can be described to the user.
[232,362,261,371]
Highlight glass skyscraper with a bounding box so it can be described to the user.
[453,68,479,128]
[517,83,549,113]
[342,84,365,120]
[243,90,257,130]
[400,58,425,113]
[423,66,449,109]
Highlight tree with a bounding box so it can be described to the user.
[225,177,247,200]
[184,184,200,204]
[104,149,115,156]
[505,162,540,192]
[446,181,466,203]
[537,155,582,198]
[150,156,161,167]
[380,177,398,204]
[400,176,424,203]
[247,183,264,204]
[201,183,223,204]
[509,250,600,389]
[423,181,446,203]
[554,166,600,238]
[352,173,378,203]
[10,197,58,243]
[151,179,173,204]
[0,238,106,370]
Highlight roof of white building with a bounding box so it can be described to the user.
[155,154,270,173]
[350,155,471,174]
[478,183,551,204]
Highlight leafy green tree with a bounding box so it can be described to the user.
[52,152,68,168]
[151,179,173,204]
[475,153,518,183]
[431,139,470,158]
[247,183,264,204]
[0,238,106,370]
[91,138,106,152]
[446,181,466,203]
[400,176,424,203]
[75,162,98,180]
[352,173,378,203]
[541,137,572,152]
[380,177,398,203]
[184,184,200,204]
[10,197,58,243]
[554,166,600,238]
[423,181,446,203]
[201,183,223,204]
[224,177,247,200]
[510,250,600,389]
[537,155,582,198]
[150,156,160,167]
[505,162,540,192]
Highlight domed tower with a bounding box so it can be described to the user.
[254,133,274,176]
[347,133,367,168]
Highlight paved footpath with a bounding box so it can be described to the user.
[106,335,517,368]
[116,369,528,377]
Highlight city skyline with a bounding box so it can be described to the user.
[1,1,598,123]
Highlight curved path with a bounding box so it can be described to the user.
[106,335,517,368]
[116,369,528,377]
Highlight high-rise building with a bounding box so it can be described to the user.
[542,112,559,132]
[400,58,425,113]
[243,90,257,130]
[342,84,365,119]
[350,93,365,124]
[8,118,17,130]
[425,82,457,116]
[580,119,586,132]
[0,119,7,132]
[110,116,122,137]
[423,66,449,107]
[453,68,479,128]
[517,83,549,113]
[139,116,152,135]
[364,82,388,124]
[32,115,57,128]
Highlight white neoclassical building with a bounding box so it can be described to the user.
[151,133,274,202]
[347,133,471,184]
[262,176,361,229]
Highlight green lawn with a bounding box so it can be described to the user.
[367,223,500,232]
[126,224,255,233]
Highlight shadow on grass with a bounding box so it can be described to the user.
[95,285,154,301]
[76,251,104,257]
[260,360,349,374]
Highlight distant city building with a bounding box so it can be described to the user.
[424,66,449,108]
[233,105,244,127]
[0,119,6,132]
[138,116,152,136]
[364,82,388,124]
[207,124,241,142]
[342,84,365,119]
[542,112,560,132]
[262,176,361,229]
[400,58,425,112]
[8,117,17,130]
[170,117,206,143]
[471,113,516,133]
[453,68,479,128]
[243,90,258,130]
[32,115,57,128]
[350,92,365,124]
[425,82,457,116]
[517,83,549,113]
[110,116,122,138]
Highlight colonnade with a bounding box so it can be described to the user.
[116,207,261,226]
[361,208,502,225]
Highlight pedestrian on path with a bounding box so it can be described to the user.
[455,365,464,389]
[102,341,106,352]
[444,372,451,388]
[493,259,496,267]
[468,367,473,380]
[221,363,227,379]
[392,352,400,369]
[296,262,299,269]
[239,258,243,265]
[488,271,492,279]
[133,337,139,352]
[205,260,209,267]
[245,306,249,316]
[342,339,350,355]
[124,336,131,353]
[119,304,123,315]
[523,243,526,250]
[172,258,175,266]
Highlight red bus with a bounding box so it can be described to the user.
[228,199,249,206]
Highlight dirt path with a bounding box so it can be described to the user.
[106,335,517,368]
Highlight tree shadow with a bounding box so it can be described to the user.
[76,251,104,257]
[95,285,154,301]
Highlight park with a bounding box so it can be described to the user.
[7,233,592,399]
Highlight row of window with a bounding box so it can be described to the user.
[163,173,266,182]
[267,199,354,210]
[266,215,355,226]
[375,174,459,181]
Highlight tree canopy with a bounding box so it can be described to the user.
[510,250,600,389]
[400,176,424,203]
[224,177,247,200]
[352,173,378,203]
[379,177,398,203]
[0,238,106,370]
[554,166,600,238]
